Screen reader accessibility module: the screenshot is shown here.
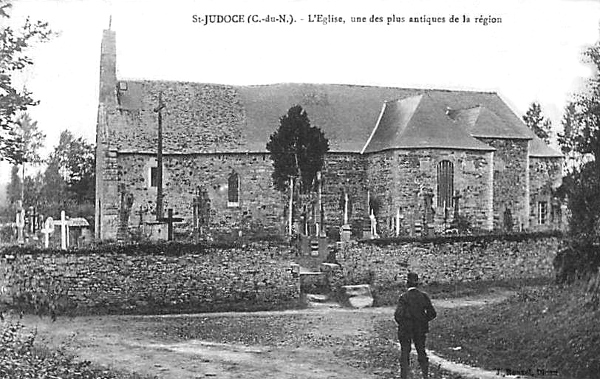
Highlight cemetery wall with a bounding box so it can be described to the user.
[0,244,300,315]
[330,235,561,290]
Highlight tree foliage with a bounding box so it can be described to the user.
[2,130,94,225]
[5,112,45,166]
[266,105,329,193]
[46,130,95,203]
[522,102,553,144]
[557,41,600,244]
[0,1,52,162]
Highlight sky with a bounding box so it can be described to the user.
[1,0,600,184]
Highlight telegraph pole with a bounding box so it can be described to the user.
[153,92,165,220]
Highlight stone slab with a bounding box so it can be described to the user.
[341,284,373,308]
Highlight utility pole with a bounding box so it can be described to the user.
[153,92,165,220]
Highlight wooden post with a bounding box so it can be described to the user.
[153,92,165,220]
[288,177,294,236]
[167,208,174,241]
[343,192,349,225]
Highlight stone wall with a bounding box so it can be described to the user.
[0,244,300,314]
[332,236,560,289]
[366,148,494,235]
[478,138,530,230]
[529,157,564,231]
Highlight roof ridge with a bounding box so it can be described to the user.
[116,79,499,94]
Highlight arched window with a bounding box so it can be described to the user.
[437,160,454,207]
[228,171,240,206]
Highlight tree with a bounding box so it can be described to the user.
[0,1,51,162]
[557,41,600,244]
[523,102,553,144]
[6,164,20,205]
[6,113,45,203]
[266,105,329,194]
[45,130,95,204]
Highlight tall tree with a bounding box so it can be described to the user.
[523,102,553,144]
[45,130,95,203]
[6,164,20,206]
[266,105,329,194]
[557,41,600,244]
[0,1,51,161]
[7,113,45,203]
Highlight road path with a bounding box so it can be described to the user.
[19,289,516,379]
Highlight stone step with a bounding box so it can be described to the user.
[340,284,374,308]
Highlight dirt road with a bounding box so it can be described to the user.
[20,290,515,379]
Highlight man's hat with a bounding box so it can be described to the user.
[407,272,419,285]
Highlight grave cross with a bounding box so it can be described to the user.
[40,217,54,249]
[158,208,183,241]
[452,190,462,221]
[15,208,25,245]
[53,211,70,250]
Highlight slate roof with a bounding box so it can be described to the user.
[362,94,494,153]
[529,135,563,158]
[111,82,538,154]
[447,106,532,139]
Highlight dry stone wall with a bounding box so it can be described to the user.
[332,236,561,290]
[0,245,300,315]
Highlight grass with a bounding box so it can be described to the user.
[425,282,600,379]
[373,276,553,306]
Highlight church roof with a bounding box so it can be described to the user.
[529,135,563,158]
[447,106,532,139]
[111,81,534,154]
[362,94,494,153]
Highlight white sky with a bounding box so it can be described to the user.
[2,0,600,174]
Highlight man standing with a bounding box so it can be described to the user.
[394,272,437,379]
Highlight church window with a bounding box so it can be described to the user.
[150,167,158,187]
[437,160,454,207]
[538,201,548,225]
[228,171,240,207]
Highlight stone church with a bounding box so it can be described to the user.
[95,29,564,241]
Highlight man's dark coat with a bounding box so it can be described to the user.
[394,287,437,338]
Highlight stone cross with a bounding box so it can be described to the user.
[41,217,54,249]
[452,191,462,221]
[159,208,183,241]
[15,208,25,245]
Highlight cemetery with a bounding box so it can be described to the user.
[0,11,599,379]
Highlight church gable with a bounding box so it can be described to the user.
[114,80,246,154]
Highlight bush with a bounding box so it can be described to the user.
[553,243,600,284]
